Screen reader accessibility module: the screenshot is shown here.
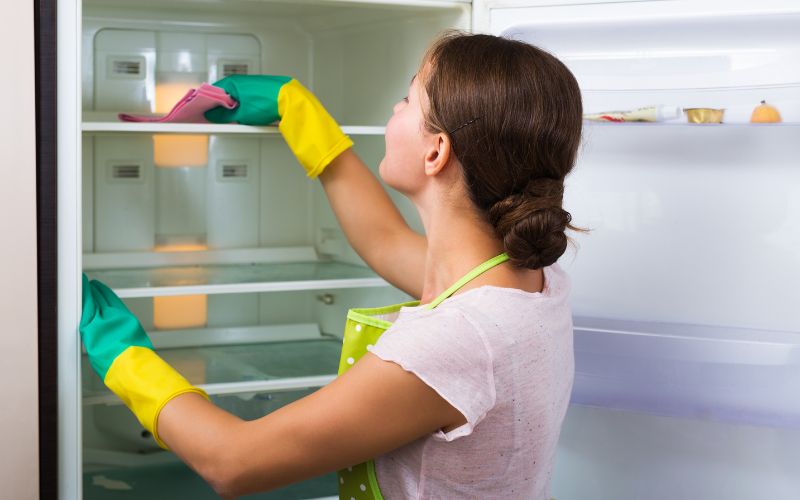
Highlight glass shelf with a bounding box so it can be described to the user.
[83,0,467,21]
[572,316,800,429]
[84,260,389,298]
[84,116,799,135]
[82,113,386,135]
[83,337,342,405]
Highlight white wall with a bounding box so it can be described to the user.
[0,0,40,498]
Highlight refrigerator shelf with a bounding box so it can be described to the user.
[572,316,800,429]
[83,335,342,406]
[84,260,389,298]
[84,375,337,406]
[82,114,386,136]
[82,116,800,135]
[83,0,468,19]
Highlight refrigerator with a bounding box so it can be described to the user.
[41,0,800,498]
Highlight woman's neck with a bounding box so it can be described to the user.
[411,171,544,305]
[417,204,506,305]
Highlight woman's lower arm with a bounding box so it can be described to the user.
[157,392,334,499]
[319,149,411,256]
[157,393,249,498]
[319,149,426,295]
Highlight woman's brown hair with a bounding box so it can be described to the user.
[420,31,584,270]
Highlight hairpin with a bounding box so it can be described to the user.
[448,116,482,135]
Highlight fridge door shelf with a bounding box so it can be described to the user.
[494,4,800,124]
[573,316,800,429]
[83,112,386,136]
[83,332,342,406]
[84,259,389,298]
[578,83,800,125]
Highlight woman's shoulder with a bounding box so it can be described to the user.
[441,264,571,336]
[388,265,567,340]
[433,263,570,311]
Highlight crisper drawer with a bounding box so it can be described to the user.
[572,317,800,428]
[84,389,339,500]
[84,389,338,500]
[82,334,343,499]
[83,461,337,500]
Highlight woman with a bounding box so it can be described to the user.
[81,31,582,499]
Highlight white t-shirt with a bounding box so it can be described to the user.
[370,264,574,499]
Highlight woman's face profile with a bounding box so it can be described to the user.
[379,74,432,196]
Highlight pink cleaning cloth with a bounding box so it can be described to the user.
[118,83,238,123]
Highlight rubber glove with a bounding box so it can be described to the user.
[204,74,353,178]
[80,274,208,448]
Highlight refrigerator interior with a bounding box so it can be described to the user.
[488,1,800,498]
[64,0,800,498]
[77,0,470,498]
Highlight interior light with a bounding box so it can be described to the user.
[153,294,208,330]
[153,243,210,253]
[153,134,208,168]
[153,244,208,330]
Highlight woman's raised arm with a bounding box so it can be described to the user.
[320,149,426,299]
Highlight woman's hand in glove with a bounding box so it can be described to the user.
[205,74,353,178]
[80,274,208,448]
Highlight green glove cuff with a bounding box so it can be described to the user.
[203,74,290,125]
[105,346,209,449]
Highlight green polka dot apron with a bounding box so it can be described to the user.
[336,252,510,500]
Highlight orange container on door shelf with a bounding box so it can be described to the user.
[750,100,783,123]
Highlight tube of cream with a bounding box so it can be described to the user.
[584,105,681,122]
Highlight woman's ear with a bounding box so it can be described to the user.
[423,133,452,177]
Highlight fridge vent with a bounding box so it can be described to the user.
[112,164,142,180]
[222,63,249,77]
[222,164,248,179]
[112,60,142,76]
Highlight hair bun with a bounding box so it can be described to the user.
[488,177,572,270]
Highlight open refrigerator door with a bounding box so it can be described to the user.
[484,0,800,498]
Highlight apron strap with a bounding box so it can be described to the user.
[425,252,510,310]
